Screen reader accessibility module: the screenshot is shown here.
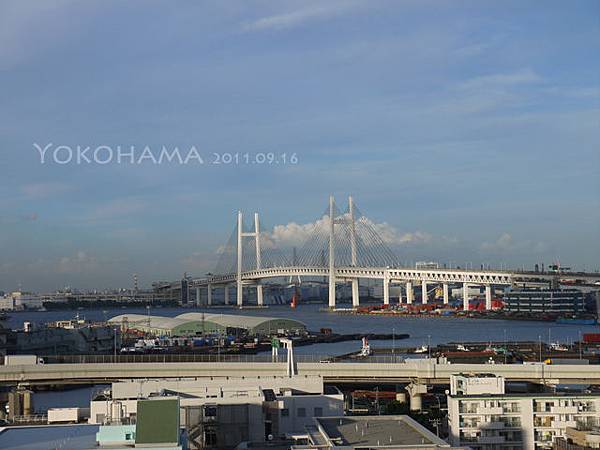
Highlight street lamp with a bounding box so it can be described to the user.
[503,329,507,364]
[392,327,395,362]
[428,335,431,359]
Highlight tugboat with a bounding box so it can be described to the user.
[549,342,569,352]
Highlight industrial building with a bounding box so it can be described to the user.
[503,289,585,314]
[89,376,344,449]
[108,312,306,337]
[447,373,600,450]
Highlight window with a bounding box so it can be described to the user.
[298,407,306,417]
[314,407,323,417]
[281,408,289,417]
[204,405,217,417]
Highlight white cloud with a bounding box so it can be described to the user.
[368,220,431,246]
[268,215,330,247]
[242,2,362,32]
[264,216,431,248]
[457,68,542,91]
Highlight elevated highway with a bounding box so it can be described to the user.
[1,361,598,386]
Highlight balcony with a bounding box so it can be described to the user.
[479,436,506,444]
[553,420,577,428]
[551,406,578,414]
[486,421,505,429]
[480,406,504,415]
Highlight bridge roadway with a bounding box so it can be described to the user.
[191,266,514,287]
[1,361,598,386]
[186,265,515,309]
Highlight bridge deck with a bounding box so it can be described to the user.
[1,361,597,385]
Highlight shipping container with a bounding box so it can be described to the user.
[583,333,600,344]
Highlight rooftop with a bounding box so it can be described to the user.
[108,314,198,330]
[108,312,306,333]
[176,312,306,331]
[450,392,600,399]
[316,416,449,448]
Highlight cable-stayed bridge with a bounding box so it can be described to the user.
[175,196,514,311]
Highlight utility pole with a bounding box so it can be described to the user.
[503,329,507,364]
[392,327,395,362]
[428,335,431,359]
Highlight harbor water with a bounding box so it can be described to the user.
[4,304,598,353]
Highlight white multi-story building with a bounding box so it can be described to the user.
[447,374,600,450]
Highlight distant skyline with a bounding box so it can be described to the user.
[1,1,599,291]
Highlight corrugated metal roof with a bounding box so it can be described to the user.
[108,312,305,333]
[108,314,203,330]
[176,312,306,331]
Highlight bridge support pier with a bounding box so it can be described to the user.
[383,277,389,305]
[207,284,212,306]
[443,283,449,305]
[237,285,244,307]
[351,279,360,307]
[485,285,492,310]
[257,284,264,306]
[421,280,428,304]
[463,283,469,311]
[406,382,427,412]
[224,285,230,305]
[406,281,413,304]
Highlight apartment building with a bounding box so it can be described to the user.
[448,374,600,450]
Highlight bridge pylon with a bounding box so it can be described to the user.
[236,211,262,307]
[328,195,336,308]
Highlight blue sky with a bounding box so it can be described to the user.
[0,1,599,291]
